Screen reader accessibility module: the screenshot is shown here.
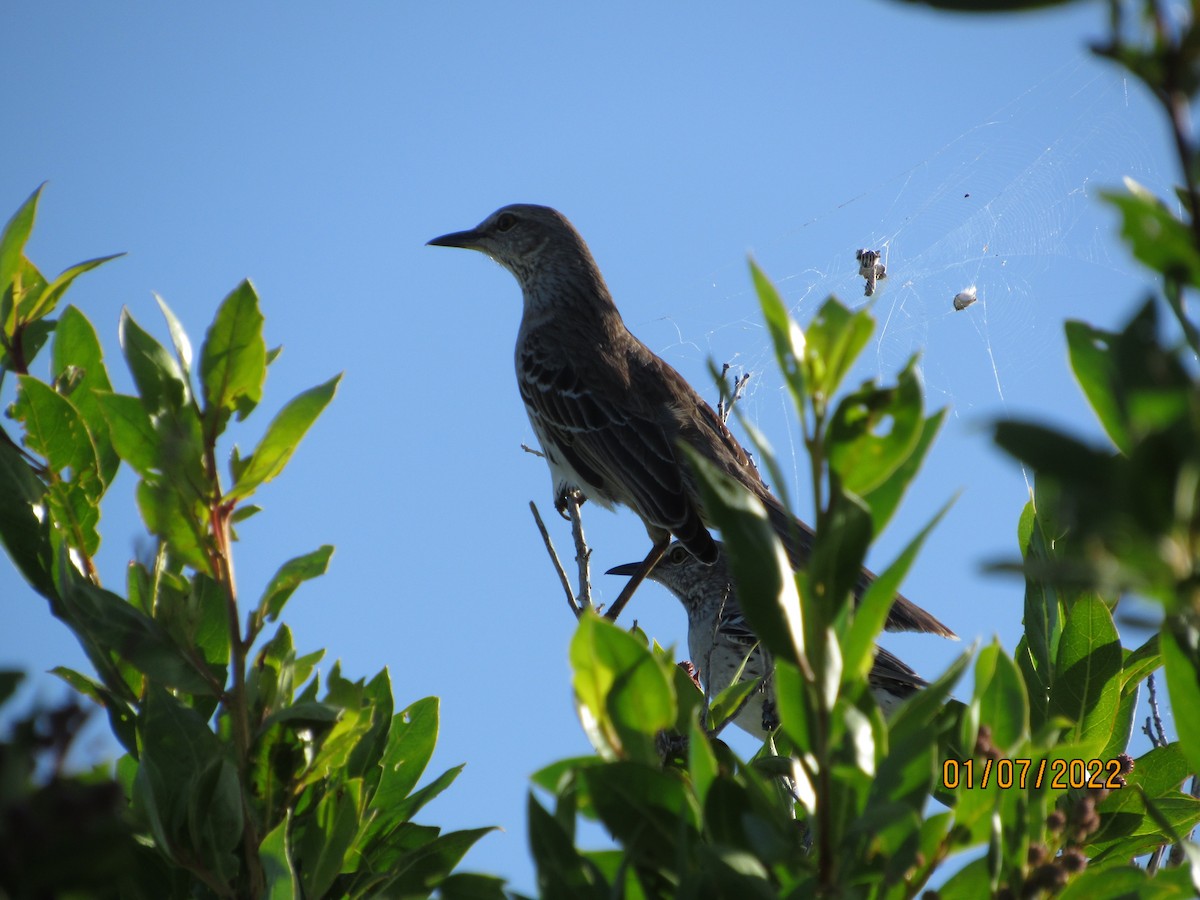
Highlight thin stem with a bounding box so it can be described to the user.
[529,501,579,616]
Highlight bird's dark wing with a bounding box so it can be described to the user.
[870,645,927,697]
[518,336,716,561]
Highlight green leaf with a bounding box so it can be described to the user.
[229,373,341,500]
[370,827,498,897]
[187,754,243,882]
[133,685,226,854]
[844,494,955,681]
[52,306,119,487]
[527,793,608,900]
[14,376,101,500]
[95,391,159,477]
[61,577,217,695]
[688,715,719,809]
[296,778,362,899]
[581,762,699,864]
[1122,634,1160,689]
[24,252,124,323]
[0,433,53,598]
[200,279,266,421]
[0,184,43,304]
[1048,596,1122,759]
[1163,629,1200,777]
[828,357,923,496]
[570,613,675,763]
[1102,178,1200,289]
[258,545,334,622]
[368,697,439,817]
[804,295,874,405]
[750,258,806,414]
[13,376,102,555]
[1065,320,1130,455]
[119,308,189,413]
[973,641,1029,751]
[860,407,947,535]
[261,814,300,900]
[136,479,210,575]
[683,446,803,668]
[153,294,194,378]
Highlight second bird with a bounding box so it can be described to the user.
[428,204,954,636]
[609,542,928,740]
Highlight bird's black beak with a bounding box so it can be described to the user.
[605,562,642,577]
[427,227,483,250]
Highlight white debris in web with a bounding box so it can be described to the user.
[953,286,978,311]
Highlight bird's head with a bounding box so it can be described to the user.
[427,204,594,286]
[607,541,730,607]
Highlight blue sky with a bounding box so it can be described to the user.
[1,2,1179,891]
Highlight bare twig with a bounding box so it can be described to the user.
[716,362,752,424]
[565,489,593,610]
[521,443,545,459]
[529,501,579,616]
[1142,672,1169,748]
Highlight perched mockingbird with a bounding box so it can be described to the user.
[429,204,953,636]
[609,542,928,739]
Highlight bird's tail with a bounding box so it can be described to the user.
[760,489,958,640]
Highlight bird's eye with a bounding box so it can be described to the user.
[495,213,517,232]
[669,546,689,564]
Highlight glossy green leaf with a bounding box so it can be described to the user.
[844,494,955,681]
[527,793,608,900]
[570,613,674,763]
[828,357,923,496]
[261,814,300,900]
[993,421,1115,487]
[296,778,363,898]
[119,308,189,413]
[0,184,42,303]
[133,685,226,852]
[369,697,439,815]
[187,755,243,882]
[1102,179,1200,289]
[52,306,119,487]
[1163,630,1200,776]
[750,258,806,414]
[258,545,334,622]
[229,373,341,500]
[803,296,874,406]
[581,762,698,863]
[1048,596,1122,759]
[200,279,266,421]
[13,376,102,555]
[95,391,159,477]
[24,252,124,323]
[683,447,803,668]
[0,433,53,598]
[14,376,101,500]
[61,577,216,694]
[974,641,1028,751]
[1121,634,1160,689]
[1065,320,1130,455]
[136,479,210,575]
[860,407,947,535]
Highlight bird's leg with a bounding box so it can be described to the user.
[603,534,670,622]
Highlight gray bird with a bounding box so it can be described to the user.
[609,542,928,740]
[428,204,954,636]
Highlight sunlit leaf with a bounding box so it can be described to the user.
[229,374,341,500]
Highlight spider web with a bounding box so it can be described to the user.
[651,60,1165,461]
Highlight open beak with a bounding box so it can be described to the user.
[427,227,483,249]
[605,562,642,577]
